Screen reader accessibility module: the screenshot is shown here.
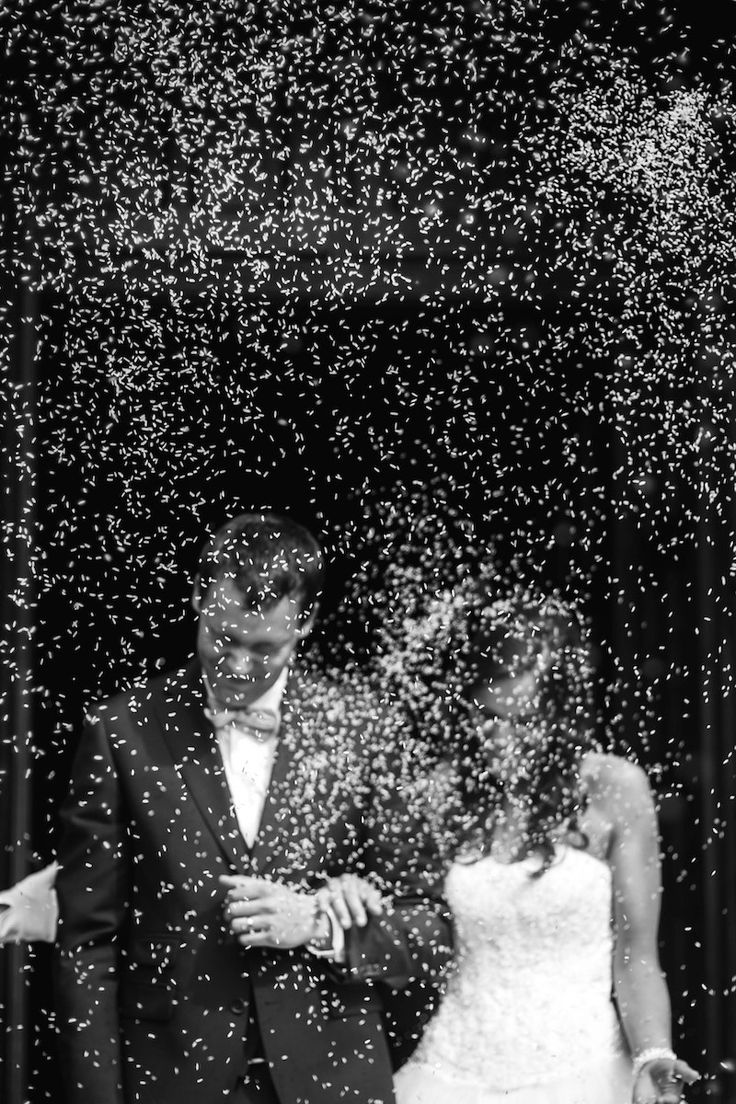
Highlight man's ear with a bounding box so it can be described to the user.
[191,575,202,614]
[297,601,319,639]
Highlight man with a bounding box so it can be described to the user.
[55,513,452,1104]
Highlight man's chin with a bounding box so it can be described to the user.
[211,677,271,709]
[219,688,264,709]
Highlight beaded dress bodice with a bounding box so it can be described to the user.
[409,846,626,1090]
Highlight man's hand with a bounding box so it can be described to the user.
[633,1056,700,1104]
[219,874,320,949]
[315,873,385,930]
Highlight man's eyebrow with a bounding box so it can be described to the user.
[215,626,249,644]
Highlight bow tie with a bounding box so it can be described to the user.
[204,705,281,739]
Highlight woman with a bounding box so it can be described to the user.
[324,591,699,1104]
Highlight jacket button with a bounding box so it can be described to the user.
[230,998,247,1015]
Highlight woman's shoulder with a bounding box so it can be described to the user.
[581,751,654,813]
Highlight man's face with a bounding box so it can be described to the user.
[195,575,312,708]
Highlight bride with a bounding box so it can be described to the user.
[324,591,699,1104]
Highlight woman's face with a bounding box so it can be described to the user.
[469,665,545,785]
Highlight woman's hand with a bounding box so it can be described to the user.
[633,1055,700,1104]
[316,873,385,930]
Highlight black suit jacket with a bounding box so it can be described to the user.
[54,661,452,1104]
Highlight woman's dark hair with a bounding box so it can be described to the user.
[445,589,597,873]
[196,512,324,619]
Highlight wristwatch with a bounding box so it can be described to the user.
[306,903,345,961]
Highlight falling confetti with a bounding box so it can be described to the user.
[2,1,735,1100]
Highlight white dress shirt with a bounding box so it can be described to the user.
[209,668,286,849]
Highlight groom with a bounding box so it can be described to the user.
[54,512,452,1104]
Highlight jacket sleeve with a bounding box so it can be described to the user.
[54,713,129,1104]
[339,723,454,990]
[329,730,454,1069]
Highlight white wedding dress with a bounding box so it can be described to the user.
[394,845,633,1104]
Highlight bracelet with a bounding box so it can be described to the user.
[632,1047,677,1081]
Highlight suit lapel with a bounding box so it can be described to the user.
[250,672,329,878]
[249,725,295,875]
[155,661,251,873]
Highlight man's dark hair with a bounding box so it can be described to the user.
[196,513,324,618]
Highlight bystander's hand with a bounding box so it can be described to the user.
[0,862,58,944]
